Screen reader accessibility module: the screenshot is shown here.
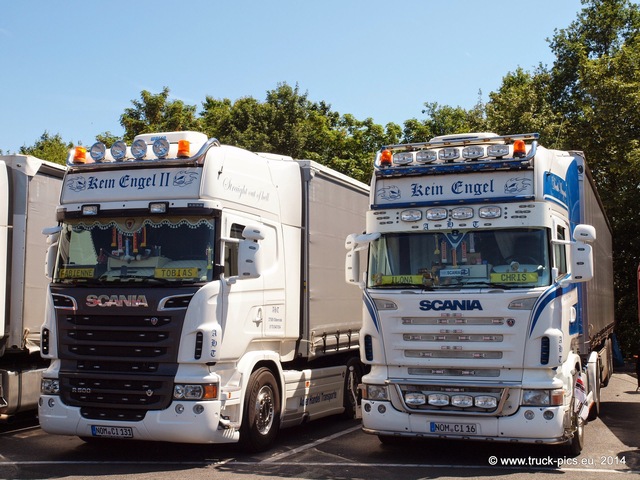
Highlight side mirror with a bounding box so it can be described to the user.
[237,239,260,279]
[43,226,61,280]
[345,232,380,287]
[570,224,595,283]
[228,225,264,284]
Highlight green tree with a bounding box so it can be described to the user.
[548,0,640,355]
[402,100,487,143]
[485,67,564,145]
[19,131,71,165]
[120,87,202,142]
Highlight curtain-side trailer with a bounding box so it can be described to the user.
[0,155,64,420]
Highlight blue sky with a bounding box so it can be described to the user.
[1,0,585,153]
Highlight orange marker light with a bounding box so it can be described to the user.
[380,149,392,167]
[73,146,87,164]
[177,139,190,158]
[513,140,526,158]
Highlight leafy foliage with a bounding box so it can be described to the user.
[12,0,640,354]
[18,132,71,165]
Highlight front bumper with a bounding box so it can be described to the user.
[38,395,239,444]
[361,399,571,445]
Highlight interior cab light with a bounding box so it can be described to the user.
[379,149,392,167]
[73,146,88,164]
[131,139,148,159]
[177,139,191,158]
[513,139,527,158]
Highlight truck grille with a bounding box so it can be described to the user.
[52,289,194,421]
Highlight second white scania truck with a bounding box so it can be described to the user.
[38,131,368,451]
[345,133,614,455]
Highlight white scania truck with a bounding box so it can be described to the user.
[1,155,65,420]
[38,131,368,451]
[345,133,614,454]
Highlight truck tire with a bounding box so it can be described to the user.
[567,374,585,456]
[239,367,281,452]
[567,407,585,456]
[342,357,363,419]
[588,362,601,421]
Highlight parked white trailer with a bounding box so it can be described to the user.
[345,133,615,455]
[38,131,368,451]
[0,155,64,420]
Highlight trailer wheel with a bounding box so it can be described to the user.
[342,357,363,419]
[239,367,281,452]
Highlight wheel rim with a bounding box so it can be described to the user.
[255,385,275,435]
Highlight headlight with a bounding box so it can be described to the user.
[41,378,60,395]
[173,384,217,400]
[451,394,474,408]
[522,388,564,406]
[404,392,426,406]
[475,395,498,409]
[364,385,389,401]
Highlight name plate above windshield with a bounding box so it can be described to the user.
[62,167,201,203]
[374,170,534,207]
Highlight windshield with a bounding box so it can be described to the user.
[54,216,216,285]
[368,228,550,289]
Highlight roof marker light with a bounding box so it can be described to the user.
[379,149,392,167]
[111,141,127,161]
[131,139,148,159]
[73,146,87,164]
[513,139,526,158]
[89,142,106,162]
[177,139,190,158]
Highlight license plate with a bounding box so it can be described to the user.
[91,425,133,439]
[430,422,478,435]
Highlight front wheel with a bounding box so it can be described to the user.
[239,367,281,452]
